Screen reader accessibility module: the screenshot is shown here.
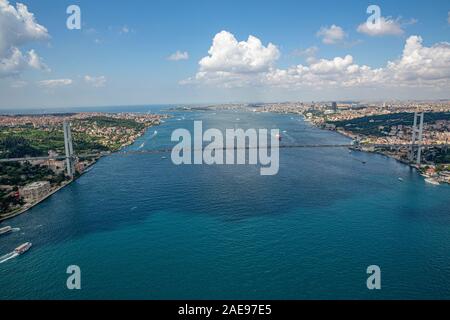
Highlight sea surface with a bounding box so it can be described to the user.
[1,106,450,299]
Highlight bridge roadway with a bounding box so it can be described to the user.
[0,143,448,163]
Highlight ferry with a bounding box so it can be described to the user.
[14,242,32,255]
[0,226,12,236]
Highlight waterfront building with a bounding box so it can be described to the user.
[75,161,85,173]
[19,181,51,203]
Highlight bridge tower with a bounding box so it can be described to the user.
[63,121,75,178]
[410,112,424,165]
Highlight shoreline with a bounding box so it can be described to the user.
[252,109,448,185]
[0,180,73,222]
[299,113,449,185]
[0,123,159,223]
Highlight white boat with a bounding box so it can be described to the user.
[14,242,32,255]
[0,226,12,236]
[425,178,440,186]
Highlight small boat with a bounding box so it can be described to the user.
[14,242,32,255]
[425,178,440,186]
[0,226,12,236]
[398,177,404,182]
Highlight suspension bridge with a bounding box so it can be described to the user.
[0,112,446,176]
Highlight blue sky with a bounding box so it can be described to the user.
[1,0,449,109]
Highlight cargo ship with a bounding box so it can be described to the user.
[0,226,12,236]
[14,242,32,255]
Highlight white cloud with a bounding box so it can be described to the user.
[316,25,346,44]
[27,49,48,70]
[264,56,383,89]
[357,17,404,36]
[184,32,450,91]
[182,31,280,88]
[167,51,189,61]
[38,79,72,88]
[84,75,106,87]
[268,36,450,89]
[0,47,48,77]
[198,30,280,73]
[385,36,450,85]
[0,0,49,77]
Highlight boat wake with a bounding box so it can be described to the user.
[150,130,158,139]
[0,252,18,264]
[281,131,296,143]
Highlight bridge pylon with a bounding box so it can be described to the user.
[63,121,75,178]
[410,112,424,165]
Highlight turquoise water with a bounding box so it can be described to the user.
[0,108,450,299]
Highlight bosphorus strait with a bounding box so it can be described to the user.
[1,107,449,299]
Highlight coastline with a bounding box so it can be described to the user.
[301,113,448,185]
[0,180,73,222]
[256,109,448,185]
[0,123,159,222]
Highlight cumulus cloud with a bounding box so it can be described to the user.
[183,31,450,91]
[385,36,450,85]
[265,56,382,89]
[38,79,72,88]
[84,75,106,87]
[357,17,404,36]
[269,36,450,89]
[0,0,49,77]
[182,31,279,88]
[198,30,280,73]
[167,50,189,61]
[316,25,346,44]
